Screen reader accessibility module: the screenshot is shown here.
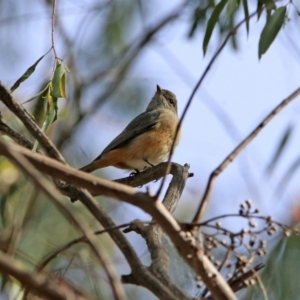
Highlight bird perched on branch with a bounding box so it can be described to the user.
[80,85,181,173]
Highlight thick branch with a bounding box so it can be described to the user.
[0,140,237,300]
[0,139,125,300]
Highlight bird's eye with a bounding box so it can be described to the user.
[168,98,174,106]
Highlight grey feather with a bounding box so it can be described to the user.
[93,110,161,161]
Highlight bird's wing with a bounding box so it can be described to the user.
[93,110,161,160]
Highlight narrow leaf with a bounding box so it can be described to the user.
[22,81,51,104]
[227,0,238,17]
[32,89,57,152]
[203,0,228,55]
[276,155,300,196]
[52,63,63,98]
[265,125,293,175]
[258,6,286,59]
[242,0,249,34]
[10,54,46,92]
[257,0,264,21]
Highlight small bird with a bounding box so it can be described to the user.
[80,85,181,173]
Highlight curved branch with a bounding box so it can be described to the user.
[0,140,237,300]
[192,86,300,224]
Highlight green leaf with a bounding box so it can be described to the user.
[10,52,49,92]
[203,0,228,55]
[51,62,68,99]
[265,125,293,175]
[258,6,286,59]
[188,6,207,38]
[0,274,9,292]
[264,0,276,10]
[227,0,238,17]
[257,0,264,21]
[32,88,57,152]
[242,0,249,34]
[276,155,300,196]
[22,81,51,104]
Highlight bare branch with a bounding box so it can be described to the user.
[0,140,237,300]
[0,112,42,153]
[192,86,300,224]
[0,250,89,300]
[37,224,133,272]
[0,139,125,300]
[51,0,58,59]
[122,163,192,299]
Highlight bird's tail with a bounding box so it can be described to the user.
[79,161,100,173]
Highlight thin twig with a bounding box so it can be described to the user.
[37,224,133,272]
[0,251,88,300]
[51,0,58,59]
[256,270,268,300]
[192,86,300,224]
[0,113,42,153]
[155,9,261,199]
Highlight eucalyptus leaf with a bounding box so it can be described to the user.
[203,0,228,55]
[258,7,286,59]
[10,51,49,92]
[242,0,249,34]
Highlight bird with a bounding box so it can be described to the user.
[80,85,181,173]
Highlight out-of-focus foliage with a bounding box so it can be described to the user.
[245,230,300,299]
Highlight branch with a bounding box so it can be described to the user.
[0,249,88,300]
[0,112,42,153]
[192,86,300,224]
[37,224,133,272]
[51,0,58,59]
[0,140,237,300]
[0,139,125,300]
[122,164,192,300]
[0,132,182,299]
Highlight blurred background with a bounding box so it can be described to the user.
[0,0,300,299]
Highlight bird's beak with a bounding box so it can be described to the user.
[156,85,162,94]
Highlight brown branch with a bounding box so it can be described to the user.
[0,140,237,300]
[192,86,300,224]
[0,83,65,162]
[0,124,182,299]
[122,164,192,300]
[37,224,133,272]
[0,245,90,300]
[51,0,58,59]
[0,139,125,300]
[0,112,42,153]
[69,190,180,300]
